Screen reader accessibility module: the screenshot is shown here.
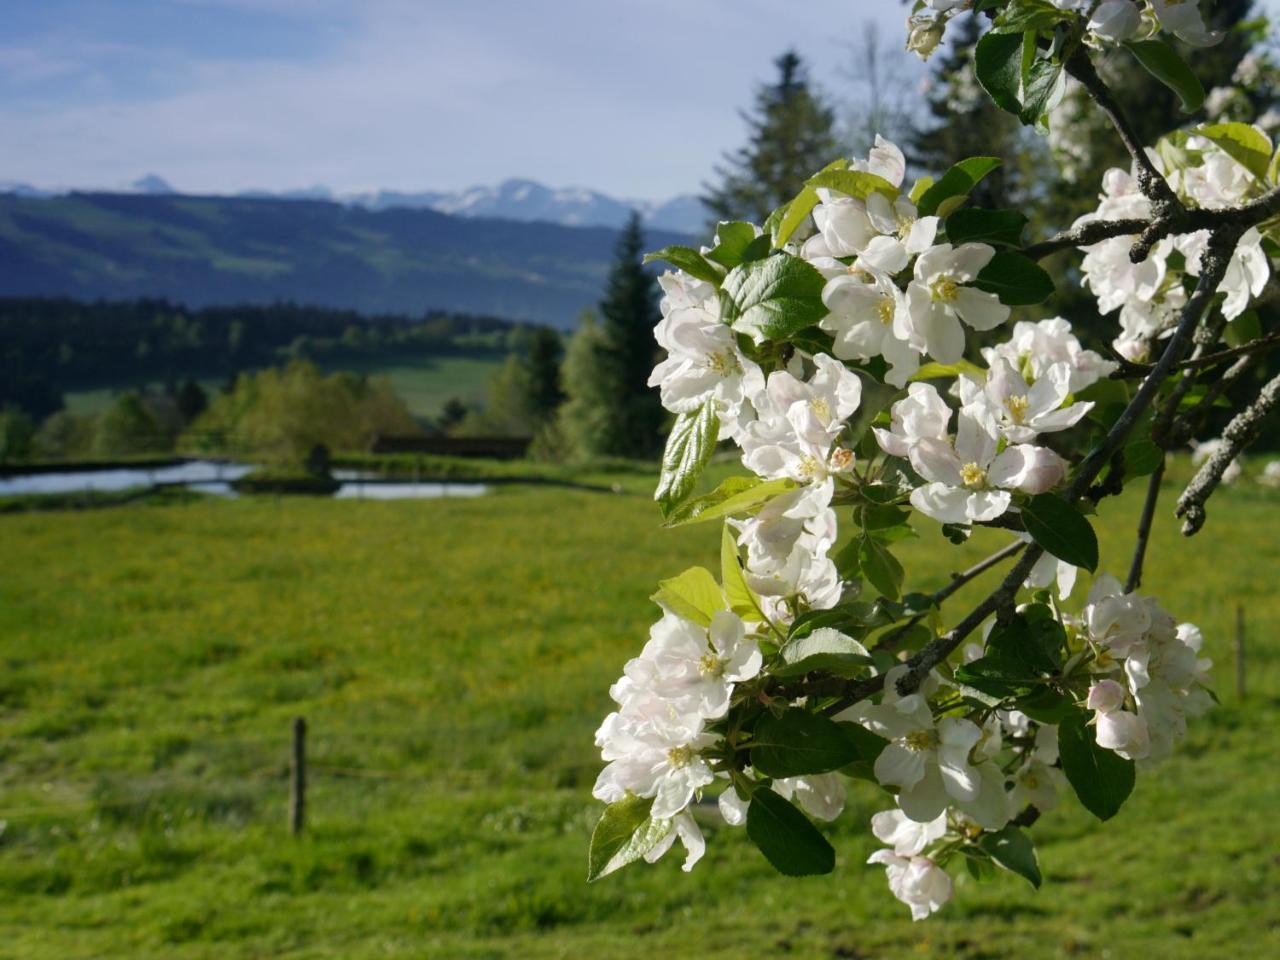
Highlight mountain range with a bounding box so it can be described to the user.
[0,175,705,233]
[0,190,693,327]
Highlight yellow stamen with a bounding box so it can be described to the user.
[876,297,895,325]
[904,729,939,751]
[960,462,987,489]
[930,276,960,303]
[1006,394,1030,424]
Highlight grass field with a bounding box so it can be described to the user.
[62,353,503,421]
[0,463,1277,958]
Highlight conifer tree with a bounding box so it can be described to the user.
[702,50,842,223]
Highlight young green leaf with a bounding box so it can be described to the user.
[977,825,1042,888]
[1126,39,1206,113]
[750,709,867,778]
[655,398,719,517]
[643,246,724,286]
[974,31,1025,116]
[974,251,1054,305]
[1020,493,1099,571]
[1018,57,1063,126]
[991,0,1072,33]
[650,565,724,626]
[746,786,835,877]
[805,168,899,201]
[1191,122,1273,181]
[1059,710,1136,821]
[985,612,1064,675]
[707,221,761,269]
[945,208,1029,247]
[773,627,873,678]
[768,158,850,247]
[916,157,1003,217]
[662,475,796,527]
[858,536,904,601]
[720,253,829,342]
[721,524,758,622]
[588,795,669,881]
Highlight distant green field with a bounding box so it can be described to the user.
[62,352,504,421]
[0,464,1277,958]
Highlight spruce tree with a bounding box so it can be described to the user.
[596,213,663,457]
[702,50,842,224]
[523,327,565,426]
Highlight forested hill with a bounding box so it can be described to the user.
[0,192,692,327]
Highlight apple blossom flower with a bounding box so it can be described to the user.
[907,408,1067,525]
[846,666,983,822]
[633,610,762,719]
[592,717,718,818]
[1151,0,1223,47]
[643,810,706,872]
[719,773,847,825]
[981,317,1118,393]
[874,382,952,458]
[1010,724,1066,812]
[820,267,921,387]
[867,850,954,920]
[959,359,1093,444]
[900,243,1010,363]
[871,808,947,855]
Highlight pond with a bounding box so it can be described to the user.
[0,461,489,500]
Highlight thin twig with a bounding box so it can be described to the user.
[1176,368,1280,535]
[874,540,1027,653]
[1125,458,1165,592]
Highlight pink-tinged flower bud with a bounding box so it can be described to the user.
[1003,444,1067,495]
[1087,678,1127,713]
[1094,709,1151,760]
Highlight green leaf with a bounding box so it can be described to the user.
[974,32,1025,116]
[662,475,797,527]
[588,795,669,881]
[1015,686,1077,724]
[773,627,873,678]
[1126,39,1205,113]
[836,721,890,782]
[643,246,724,286]
[1018,56,1063,126]
[1223,310,1262,348]
[946,208,1029,247]
[1059,710,1135,821]
[1123,439,1165,478]
[909,176,934,204]
[974,251,1054,305]
[707,221,760,269]
[954,657,1038,700]
[721,524,758,622]
[768,158,849,248]
[655,397,719,517]
[746,786,835,877]
[720,253,829,342]
[917,157,1003,217]
[977,826,1042,888]
[991,0,1072,33]
[650,565,724,626]
[858,536,904,601]
[910,358,988,382]
[750,709,868,778]
[1192,122,1273,181]
[1020,493,1099,571]
[985,612,1064,676]
[805,168,899,201]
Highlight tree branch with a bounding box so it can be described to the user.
[1176,368,1280,535]
[1125,458,1165,593]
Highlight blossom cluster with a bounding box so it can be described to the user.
[589,126,1232,920]
[908,0,1223,61]
[1081,577,1214,764]
[1075,138,1273,362]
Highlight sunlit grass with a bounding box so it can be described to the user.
[0,465,1276,958]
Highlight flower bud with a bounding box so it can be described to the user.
[907,21,945,59]
[1086,678,1126,713]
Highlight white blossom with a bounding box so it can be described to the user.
[867,850,954,920]
[908,408,1067,525]
[981,317,1118,393]
[959,359,1093,444]
[901,243,1010,363]
[820,267,920,387]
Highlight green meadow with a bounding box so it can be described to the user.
[62,352,504,421]
[0,463,1277,958]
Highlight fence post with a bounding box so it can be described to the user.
[1234,604,1246,702]
[289,716,307,835]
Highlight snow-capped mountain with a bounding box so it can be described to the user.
[0,175,703,234]
[342,178,702,233]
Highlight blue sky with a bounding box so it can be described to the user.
[0,0,917,200]
[0,1,1273,201]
